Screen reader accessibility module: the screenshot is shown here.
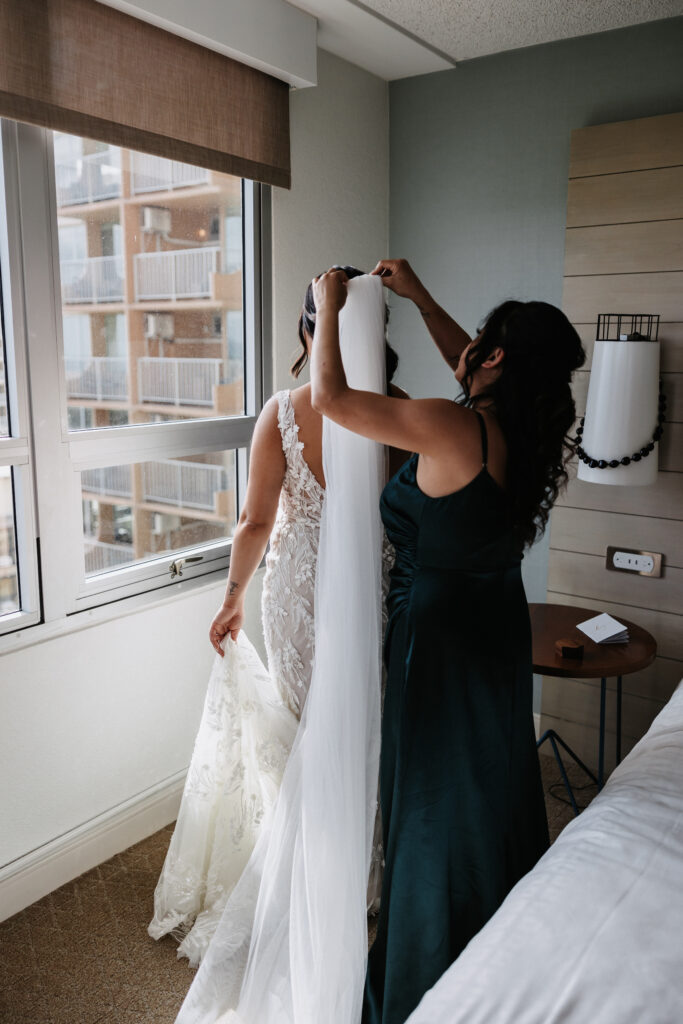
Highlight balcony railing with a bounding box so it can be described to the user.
[82,459,227,511]
[84,538,134,574]
[130,153,210,194]
[61,255,125,304]
[138,357,223,407]
[65,356,128,401]
[56,148,122,206]
[82,465,133,499]
[142,460,228,511]
[134,247,220,301]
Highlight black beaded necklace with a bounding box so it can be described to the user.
[575,379,666,469]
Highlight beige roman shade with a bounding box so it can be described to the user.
[0,0,291,188]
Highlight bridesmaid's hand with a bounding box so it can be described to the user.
[371,258,425,304]
[313,267,348,315]
[209,602,244,655]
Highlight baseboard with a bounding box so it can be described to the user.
[0,769,186,923]
[534,712,541,741]
[1,710,547,921]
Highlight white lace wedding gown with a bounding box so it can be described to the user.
[149,389,383,966]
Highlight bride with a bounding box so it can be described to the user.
[148,267,407,969]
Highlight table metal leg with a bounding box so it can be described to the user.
[598,677,606,789]
[547,733,579,817]
[537,728,598,816]
[616,675,623,765]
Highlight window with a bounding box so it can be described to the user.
[0,119,265,634]
[0,467,19,615]
[0,128,41,634]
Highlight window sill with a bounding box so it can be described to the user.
[0,568,228,658]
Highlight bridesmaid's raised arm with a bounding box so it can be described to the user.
[310,269,464,458]
[371,258,471,370]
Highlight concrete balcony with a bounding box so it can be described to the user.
[138,357,223,407]
[84,538,134,575]
[61,255,125,304]
[56,148,122,206]
[130,153,210,194]
[142,460,228,511]
[82,460,229,513]
[134,247,220,301]
[81,465,133,499]
[65,356,128,402]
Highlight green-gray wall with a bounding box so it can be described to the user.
[388,17,683,711]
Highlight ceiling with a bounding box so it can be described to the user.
[293,0,683,79]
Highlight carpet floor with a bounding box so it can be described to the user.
[0,753,597,1024]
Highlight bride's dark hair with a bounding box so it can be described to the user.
[460,300,585,551]
[292,265,399,382]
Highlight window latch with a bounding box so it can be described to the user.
[169,555,203,579]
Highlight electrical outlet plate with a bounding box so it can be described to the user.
[606,546,663,577]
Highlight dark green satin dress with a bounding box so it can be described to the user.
[363,412,549,1024]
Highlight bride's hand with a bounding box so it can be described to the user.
[371,258,425,303]
[312,268,348,314]
[209,602,244,655]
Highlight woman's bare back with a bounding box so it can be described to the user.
[291,381,411,487]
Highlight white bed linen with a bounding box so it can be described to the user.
[408,680,683,1024]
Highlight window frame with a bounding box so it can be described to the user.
[0,119,267,630]
[0,121,41,635]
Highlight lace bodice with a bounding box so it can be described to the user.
[275,389,325,527]
[261,390,324,716]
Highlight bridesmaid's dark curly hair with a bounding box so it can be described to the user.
[292,265,398,383]
[461,300,585,551]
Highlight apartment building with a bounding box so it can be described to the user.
[55,134,243,580]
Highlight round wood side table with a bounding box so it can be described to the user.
[529,602,657,814]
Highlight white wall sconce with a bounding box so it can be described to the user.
[576,314,664,486]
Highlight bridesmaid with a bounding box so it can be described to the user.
[310,260,585,1024]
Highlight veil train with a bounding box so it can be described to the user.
[175,275,387,1024]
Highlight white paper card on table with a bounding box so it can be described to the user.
[576,612,629,645]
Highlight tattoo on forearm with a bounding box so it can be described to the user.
[228,581,240,597]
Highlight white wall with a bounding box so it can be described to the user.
[0,47,389,918]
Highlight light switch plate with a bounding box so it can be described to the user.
[606,546,663,577]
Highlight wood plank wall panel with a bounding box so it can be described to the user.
[567,167,683,226]
[543,674,673,737]
[556,464,681,519]
[547,552,683,617]
[563,272,683,322]
[541,112,683,773]
[550,507,683,571]
[564,220,683,276]
[568,112,683,176]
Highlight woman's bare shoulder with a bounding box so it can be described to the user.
[253,393,284,443]
[259,392,282,421]
[388,383,410,400]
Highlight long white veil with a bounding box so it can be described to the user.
[175,274,386,1024]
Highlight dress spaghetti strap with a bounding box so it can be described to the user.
[474,410,488,469]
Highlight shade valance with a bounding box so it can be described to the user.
[0,0,291,188]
